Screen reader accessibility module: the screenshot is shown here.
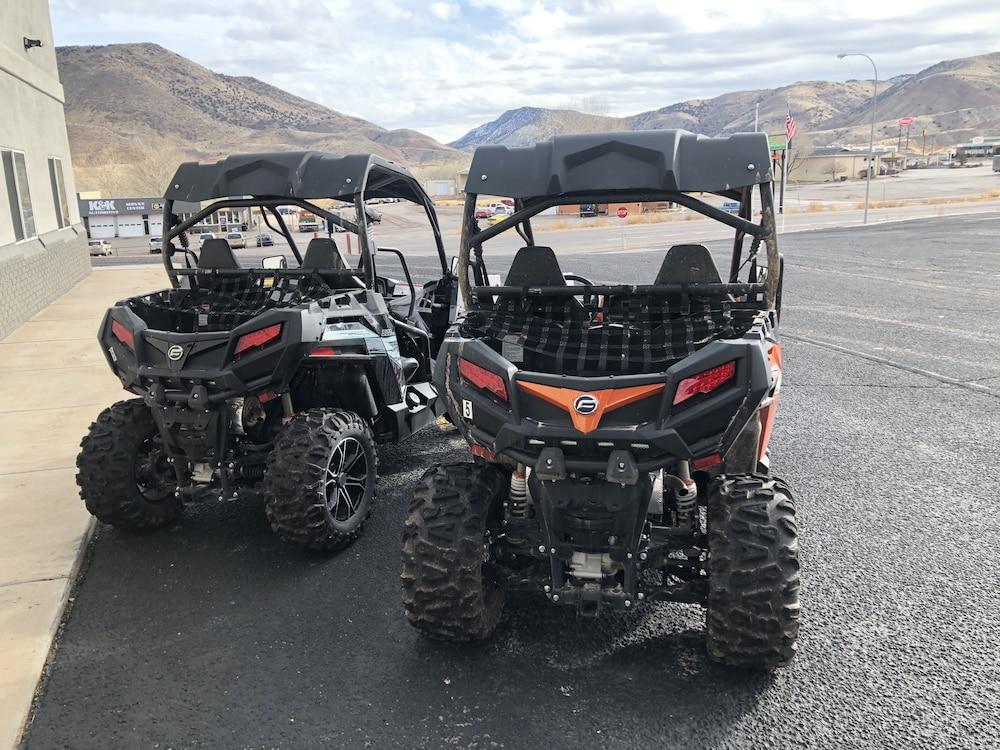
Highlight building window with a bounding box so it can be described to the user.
[2,149,36,240]
[48,157,70,229]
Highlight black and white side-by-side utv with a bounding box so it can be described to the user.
[78,152,457,551]
[402,131,799,668]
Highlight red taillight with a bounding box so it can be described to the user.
[673,361,736,405]
[111,319,134,350]
[309,346,337,358]
[458,358,507,401]
[692,453,723,470]
[234,323,282,357]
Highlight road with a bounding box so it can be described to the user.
[22,214,1000,749]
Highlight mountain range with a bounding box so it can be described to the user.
[56,44,1000,195]
[56,43,462,195]
[451,52,1000,152]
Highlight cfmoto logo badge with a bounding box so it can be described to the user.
[573,394,598,415]
[167,344,185,362]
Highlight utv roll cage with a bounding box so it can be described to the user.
[458,130,780,310]
[160,151,448,288]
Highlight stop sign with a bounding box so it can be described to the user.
[616,206,628,219]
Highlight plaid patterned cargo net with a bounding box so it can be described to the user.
[128,273,334,333]
[462,293,760,374]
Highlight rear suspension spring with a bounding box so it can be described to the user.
[508,465,529,518]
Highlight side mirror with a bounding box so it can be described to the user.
[261,255,287,269]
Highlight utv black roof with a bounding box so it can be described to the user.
[165,151,428,204]
[159,151,447,288]
[457,129,781,310]
[465,130,772,204]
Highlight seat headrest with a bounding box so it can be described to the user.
[504,246,566,287]
[654,244,721,284]
[302,237,347,270]
[198,238,239,269]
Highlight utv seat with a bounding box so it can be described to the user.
[499,246,587,322]
[504,245,567,287]
[194,238,249,293]
[654,244,722,284]
[198,238,240,270]
[300,237,364,290]
[301,237,348,270]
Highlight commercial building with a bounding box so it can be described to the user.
[0,0,89,338]
[789,147,890,184]
[953,136,1000,159]
[77,196,212,238]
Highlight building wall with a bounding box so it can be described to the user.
[791,154,883,184]
[0,0,90,339]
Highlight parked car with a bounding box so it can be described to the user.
[198,232,216,247]
[475,206,492,219]
[88,239,113,256]
[255,233,274,247]
[227,232,246,249]
[721,201,740,214]
[579,203,597,217]
[149,236,162,254]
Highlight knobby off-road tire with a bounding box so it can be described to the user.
[706,474,800,669]
[76,399,181,530]
[401,463,509,641]
[264,409,377,552]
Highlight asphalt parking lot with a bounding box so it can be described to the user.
[22,213,1000,749]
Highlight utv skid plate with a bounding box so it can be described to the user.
[501,466,708,615]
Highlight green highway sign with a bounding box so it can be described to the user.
[768,134,788,151]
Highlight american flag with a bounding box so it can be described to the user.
[786,110,797,143]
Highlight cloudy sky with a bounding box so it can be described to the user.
[50,0,1000,143]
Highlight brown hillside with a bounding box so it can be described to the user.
[57,43,462,195]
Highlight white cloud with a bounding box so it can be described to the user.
[429,1,459,21]
[49,0,1000,143]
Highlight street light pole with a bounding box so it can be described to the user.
[838,52,878,225]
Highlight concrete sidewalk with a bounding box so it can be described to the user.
[0,266,163,750]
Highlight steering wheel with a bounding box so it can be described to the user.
[563,273,596,308]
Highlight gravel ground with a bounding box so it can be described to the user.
[22,213,1000,749]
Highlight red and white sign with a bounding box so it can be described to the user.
[616,206,628,219]
[898,116,914,126]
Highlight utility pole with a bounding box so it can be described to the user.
[754,103,759,132]
[838,53,878,225]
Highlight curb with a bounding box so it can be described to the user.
[9,517,96,750]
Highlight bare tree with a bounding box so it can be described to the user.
[785,134,813,181]
[827,158,841,182]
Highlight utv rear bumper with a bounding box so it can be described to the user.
[436,323,778,474]
[99,305,313,404]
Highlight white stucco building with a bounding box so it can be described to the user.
[0,0,89,338]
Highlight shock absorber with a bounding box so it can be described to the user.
[663,462,698,525]
[509,465,529,519]
[506,464,530,546]
[674,460,698,523]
